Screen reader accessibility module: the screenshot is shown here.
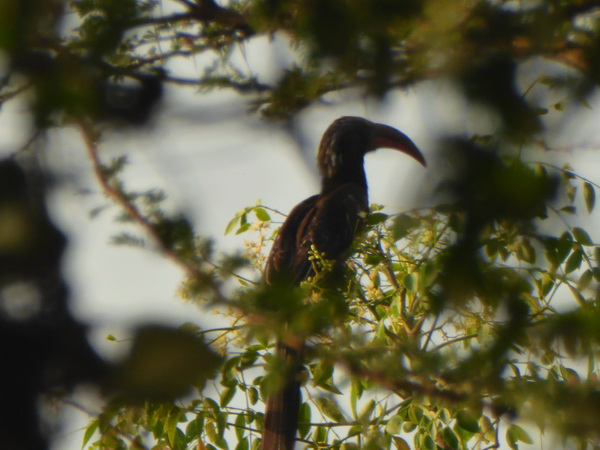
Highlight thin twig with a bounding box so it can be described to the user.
[79,124,191,274]
[77,122,228,304]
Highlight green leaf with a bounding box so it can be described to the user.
[235,437,249,450]
[366,212,388,226]
[358,399,376,421]
[82,418,99,448]
[186,414,204,440]
[517,238,536,264]
[236,222,251,235]
[565,250,582,273]
[235,413,246,441]
[455,410,479,433]
[347,425,361,439]
[350,378,363,418]
[248,387,259,405]
[386,414,403,435]
[206,421,229,449]
[402,273,416,291]
[584,182,595,213]
[225,209,246,235]
[442,427,459,449]
[298,402,312,438]
[224,212,242,235]
[578,269,593,291]
[365,253,382,265]
[506,424,533,448]
[392,214,419,241]
[393,437,410,450]
[560,205,576,215]
[407,405,423,425]
[167,409,181,448]
[453,423,475,444]
[420,435,436,450]
[313,425,327,443]
[220,386,236,408]
[403,421,417,433]
[254,207,271,222]
[544,235,572,266]
[572,227,593,246]
[315,397,346,422]
[479,415,495,441]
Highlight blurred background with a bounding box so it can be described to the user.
[3,0,600,448]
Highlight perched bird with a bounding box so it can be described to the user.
[261,116,425,450]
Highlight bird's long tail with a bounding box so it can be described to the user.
[261,339,304,450]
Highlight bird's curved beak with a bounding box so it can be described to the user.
[372,123,426,167]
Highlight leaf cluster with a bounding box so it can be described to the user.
[84,148,600,449]
[5,1,600,125]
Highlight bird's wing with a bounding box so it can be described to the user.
[265,183,367,285]
[293,183,368,281]
[265,195,319,285]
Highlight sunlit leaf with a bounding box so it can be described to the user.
[350,378,363,418]
[313,425,327,443]
[583,182,595,213]
[167,408,181,447]
[235,437,249,450]
[82,419,99,448]
[316,397,346,422]
[254,207,271,222]
[236,223,251,235]
[408,405,423,425]
[220,386,236,407]
[393,437,410,450]
[234,413,245,441]
[358,399,376,421]
[386,414,403,435]
[507,424,533,447]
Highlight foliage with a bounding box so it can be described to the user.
[82,153,600,449]
[3,0,600,449]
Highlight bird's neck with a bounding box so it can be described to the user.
[320,165,369,196]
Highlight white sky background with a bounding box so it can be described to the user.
[2,16,600,450]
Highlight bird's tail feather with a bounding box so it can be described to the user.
[261,340,304,450]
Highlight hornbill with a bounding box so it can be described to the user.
[261,116,425,450]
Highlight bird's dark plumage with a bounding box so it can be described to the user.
[261,116,425,450]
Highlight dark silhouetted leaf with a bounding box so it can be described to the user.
[114,325,222,399]
[456,410,479,433]
[573,227,593,246]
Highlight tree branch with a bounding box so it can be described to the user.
[78,122,228,303]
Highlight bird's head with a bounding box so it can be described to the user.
[317,116,426,182]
